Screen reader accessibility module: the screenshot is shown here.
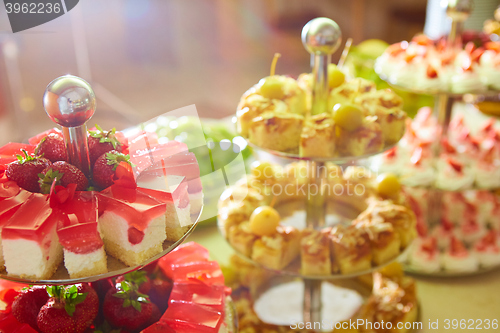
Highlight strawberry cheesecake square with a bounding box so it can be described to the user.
[136,170,192,242]
[0,184,31,269]
[54,190,107,279]
[98,184,168,267]
[2,193,63,279]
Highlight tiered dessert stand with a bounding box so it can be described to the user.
[219,19,416,331]
[376,0,500,277]
[0,76,238,331]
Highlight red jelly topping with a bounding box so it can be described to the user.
[0,190,31,228]
[168,261,224,285]
[98,187,166,233]
[161,301,223,333]
[170,280,225,312]
[2,194,57,244]
[0,142,36,158]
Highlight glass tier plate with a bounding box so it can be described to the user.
[376,67,500,98]
[248,140,400,164]
[404,263,500,278]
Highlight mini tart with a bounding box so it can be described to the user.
[251,226,301,270]
[356,199,417,249]
[237,75,307,137]
[329,78,377,110]
[359,222,401,266]
[329,225,372,275]
[299,114,336,158]
[248,111,304,153]
[300,228,331,275]
[218,187,264,235]
[335,116,384,157]
[228,222,257,257]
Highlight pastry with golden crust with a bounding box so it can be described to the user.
[329,225,373,274]
[299,114,336,157]
[248,111,304,153]
[336,117,384,157]
[300,228,331,275]
[251,225,301,270]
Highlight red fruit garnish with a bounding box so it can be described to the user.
[37,284,98,333]
[5,150,52,192]
[0,180,20,198]
[103,281,153,331]
[92,151,133,189]
[465,41,475,55]
[387,43,405,56]
[426,64,438,78]
[447,157,463,173]
[39,161,88,194]
[88,125,123,165]
[12,285,49,330]
[441,138,456,154]
[405,53,417,63]
[149,278,173,313]
[461,54,473,72]
[471,47,485,63]
[410,147,423,165]
[476,231,497,252]
[441,217,454,231]
[485,42,500,52]
[449,237,468,256]
[385,147,396,159]
[421,237,437,254]
[412,34,432,46]
[35,133,68,163]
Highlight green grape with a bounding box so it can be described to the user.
[332,103,363,131]
[328,64,345,89]
[260,77,285,100]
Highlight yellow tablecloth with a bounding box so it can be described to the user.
[188,225,500,333]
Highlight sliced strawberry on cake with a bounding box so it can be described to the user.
[408,236,441,273]
[51,185,107,279]
[442,236,478,273]
[1,193,63,279]
[473,230,500,268]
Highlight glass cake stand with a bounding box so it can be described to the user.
[375,0,500,277]
[218,18,418,331]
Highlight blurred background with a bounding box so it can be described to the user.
[0,0,493,144]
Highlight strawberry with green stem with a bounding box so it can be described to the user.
[12,285,50,330]
[103,281,158,331]
[6,150,52,192]
[37,284,99,333]
[88,125,124,165]
[38,161,89,193]
[92,151,133,189]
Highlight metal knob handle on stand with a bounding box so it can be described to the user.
[301,17,342,329]
[43,75,96,178]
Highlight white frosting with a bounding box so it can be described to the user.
[400,162,436,187]
[435,159,474,191]
[441,251,479,273]
[408,239,441,273]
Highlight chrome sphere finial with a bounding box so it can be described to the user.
[445,0,473,21]
[43,75,95,128]
[301,17,342,56]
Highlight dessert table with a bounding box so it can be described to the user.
[189,225,500,332]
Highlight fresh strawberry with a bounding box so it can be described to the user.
[6,150,52,192]
[92,151,132,189]
[426,64,438,78]
[103,281,153,331]
[12,285,49,330]
[88,125,123,165]
[37,284,98,333]
[116,271,152,294]
[35,133,68,162]
[39,161,89,193]
[447,157,463,173]
[149,277,173,313]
